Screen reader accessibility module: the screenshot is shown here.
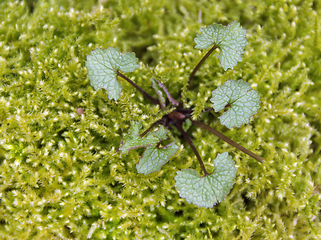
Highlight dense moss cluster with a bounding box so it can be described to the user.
[0,0,320,239]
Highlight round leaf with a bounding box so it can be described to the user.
[194,21,247,70]
[85,47,139,100]
[210,79,260,129]
[175,152,236,208]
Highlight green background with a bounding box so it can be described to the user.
[0,0,321,239]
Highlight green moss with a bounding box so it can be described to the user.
[0,0,320,239]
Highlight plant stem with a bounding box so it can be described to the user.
[188,45,219,86]
[175,121,210,176]
[202,108,214,113]
[192,121,265,163]
[140,120,162,138]
[117,71,160,106]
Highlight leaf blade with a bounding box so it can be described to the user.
[85,47,139,100]
[174,152,236,208]
[119,121,167,155]
[194,21,247,70]
[136,142,179,175]
[210,79,260,129]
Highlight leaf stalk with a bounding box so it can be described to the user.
[192,121,264,163]
[175,121,210,176]
[188,45,219,87]
[140,120,162,138]
[117,71,160,106]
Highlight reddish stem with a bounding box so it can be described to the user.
[117,71,160,106]
[140,120,162,138]
[188,45,219,87]
[175,121,210,176]
[192,121,264,163]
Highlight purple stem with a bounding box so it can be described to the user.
[192,121,264,163]
[117,71,160,106]
[188,45,219,86]
[175,121,210,176]
[140,120,162,138]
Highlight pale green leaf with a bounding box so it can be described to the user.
[85,47,139,100]
[136,142,179,175]
[119,121,167,154]
[174,152,236,208]
[194,21,247,70]
[210,79,260,129]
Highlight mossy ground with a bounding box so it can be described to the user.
[0,0,321,239]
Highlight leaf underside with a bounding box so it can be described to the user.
[85,47,139,100]
[174,152,236,208]
[210,79,260,129]
[156,79,179,106]
[194,21,248,70]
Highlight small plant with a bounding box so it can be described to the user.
[85,21,264,208]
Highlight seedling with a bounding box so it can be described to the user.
[85,21,264,208]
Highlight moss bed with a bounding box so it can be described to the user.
[0,0,321,239]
